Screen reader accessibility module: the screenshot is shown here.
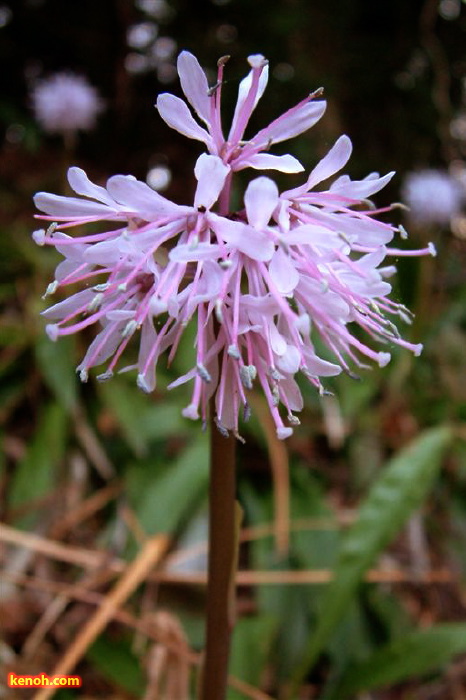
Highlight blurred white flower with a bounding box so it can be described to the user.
[31,72,104,135]
[402,169,464,225]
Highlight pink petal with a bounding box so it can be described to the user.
[67,167,116,206]
[253,99,326,147]
[169,242,222,262]
[307,135,352,189]
[106,175,187,218]
[156,93,212,146]
[209,214,275,261]
[244,176,279,229]
[194,154,230,210]
[228,61,269,141]
[279,376,304,410]
[177,51,211,124]
[34,192,116,218]
[269,247,300,295]
[238,152,304,173]
[330,171,395,199]
[276,345,301,373]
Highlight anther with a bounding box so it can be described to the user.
[122,320,138,338]
[398,224,409,240]
[197,363,212,383]
[215,299,224,324]
[88,293,103,312]
[215,417,230,438]
[97,370,113,382]
[228,344,240,359]
[42,280,58,298]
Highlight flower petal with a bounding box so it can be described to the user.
[228,61,269,141]
[269,246,300,295]
[244,176,279,229]
[209,214,275,261]
[194,154,230,210]
[169,242,223,262]
[67,167,116,206]
[306,134,352,189]
[238,152,304,173]
[156,93,212,145]
[34,192,117,218]
[177,51,211,124]
[330,171,395,199]
[106,174,187,218]
[253,99,326,147]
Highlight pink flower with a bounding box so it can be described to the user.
[34,54,434,440]
[31,72,104,134]
[401,169,464,225]
[156,52,326,178]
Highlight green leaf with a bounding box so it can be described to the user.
[35,334,78,411]
[127,435,209,537]
[8,402,68,528]
[99,379,187,456]
[87,636,145,695]
[336,624,466,695]
[228,616,277,699]
[293,426,452,687]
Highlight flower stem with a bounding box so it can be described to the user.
[199,401,237,700]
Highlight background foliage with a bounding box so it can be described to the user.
[1,0,466,698]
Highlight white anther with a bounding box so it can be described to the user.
[97,370,113,382]
[88,293,103,312]
[227,344,240,359]
[398,224,409,240]
[197,362,212,383]
[42,280,58,298]
[122,319,138,338]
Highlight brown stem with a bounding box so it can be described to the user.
[199,402,237,700]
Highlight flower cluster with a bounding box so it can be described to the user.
[402,169,464,226]
[34,52,434,439]
[31,72,104,135]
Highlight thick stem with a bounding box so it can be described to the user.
[199,403,237,700]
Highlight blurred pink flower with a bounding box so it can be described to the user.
[402,169,464,225]
[31,72,104,134]
[33,54,434,440]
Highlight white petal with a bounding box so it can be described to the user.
[67,167,115,206]
[244,176,279,229]
[177,51,210,123]
[194,154,230,209]
[34,192,116,218]
[269,247,299,295]
[209,215,275,261]
[269,323,287,355]
[330,171,395,199]
[254,100,326,147]
[156,93,212,145]
[306,135,352,189]
[169,242,222,262]
[302,348,342,377]
[106,174,185,218]
[238,152,304,173]
[276,345,301,374]
[228,63,269,140]
[42,289,94,320]
[279,376,304,410]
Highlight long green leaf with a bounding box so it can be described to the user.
[8,402,68,528]
[335,623,466,694]
[35,334,78,411]
[293,426,452,689]
[127,435,209,537]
